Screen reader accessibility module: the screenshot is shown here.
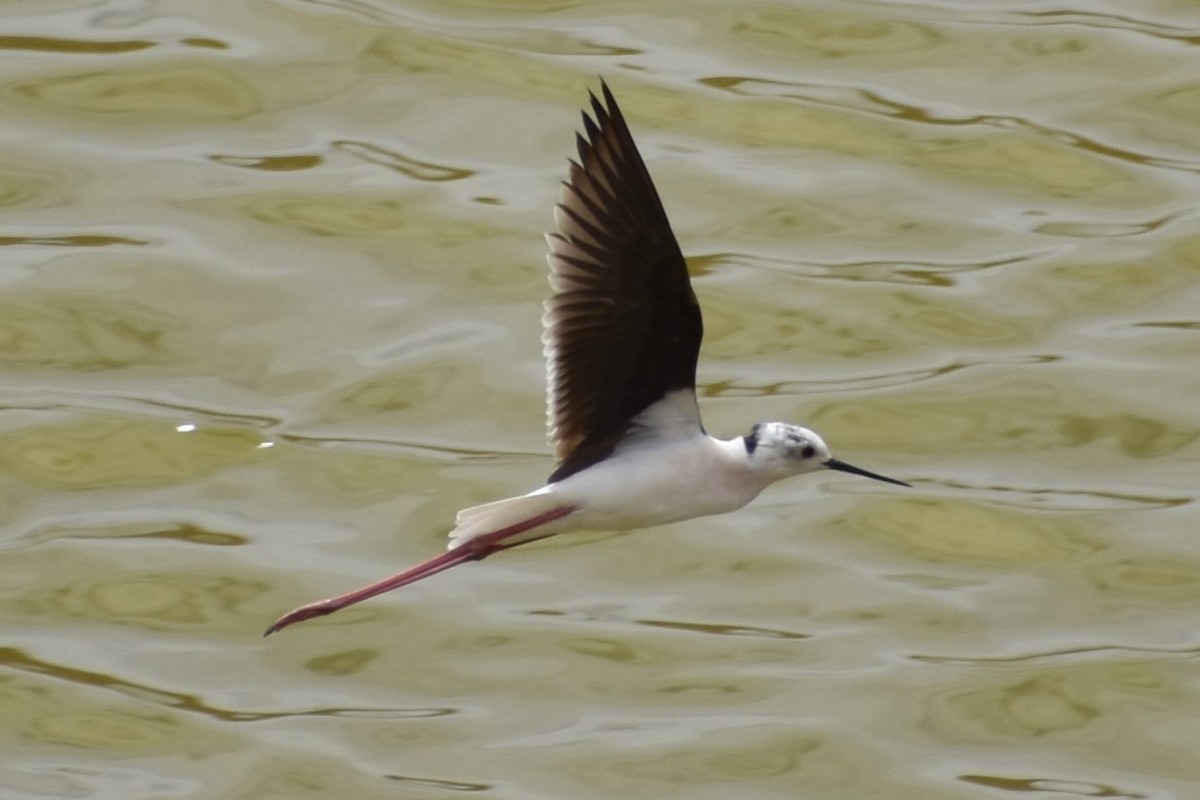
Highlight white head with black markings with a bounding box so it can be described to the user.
[744,422,909,487]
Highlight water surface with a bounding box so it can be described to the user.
[2,2,1199,798]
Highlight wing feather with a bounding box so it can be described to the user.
[543,82,703,483]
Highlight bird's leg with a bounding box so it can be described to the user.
[264,505,576,636]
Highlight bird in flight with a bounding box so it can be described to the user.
[265,81,909,635]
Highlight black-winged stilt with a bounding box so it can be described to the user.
[265,81,909,636]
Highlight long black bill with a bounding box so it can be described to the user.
[824,458,911,488]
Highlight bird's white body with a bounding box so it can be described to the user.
[449,432,761,549]
[448,390,832,550]
[555,432,759,530]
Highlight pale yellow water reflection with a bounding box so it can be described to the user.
[1,1,1198,799]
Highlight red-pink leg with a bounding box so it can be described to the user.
[264,505,575,636]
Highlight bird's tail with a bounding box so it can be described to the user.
[448,490,570,550]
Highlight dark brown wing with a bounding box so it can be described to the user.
[543,81,703,483]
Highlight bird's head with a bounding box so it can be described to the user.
[743,422,910,487]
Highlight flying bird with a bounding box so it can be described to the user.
[265,81,908,635]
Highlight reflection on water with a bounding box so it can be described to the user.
[1,417,268,487]
[13,65,261,120]
[1,1,1198,799]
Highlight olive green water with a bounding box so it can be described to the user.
[2,2,1199,798]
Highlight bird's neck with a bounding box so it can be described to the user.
[705,434,779,494]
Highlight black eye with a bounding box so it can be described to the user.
[800,445,816,459]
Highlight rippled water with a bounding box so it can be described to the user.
[2,2,1198,799]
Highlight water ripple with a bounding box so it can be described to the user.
[704,75,1200,174]
[0,646,453,723]
[634,618,809,641]
[960,772,1148,798]
[334,140,476,182]
[914,643,1200,666]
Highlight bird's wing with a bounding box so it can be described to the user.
[543,81,703,483]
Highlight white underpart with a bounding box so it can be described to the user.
[447,390,773,550]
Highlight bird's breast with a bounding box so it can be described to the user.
[550,435,765,531]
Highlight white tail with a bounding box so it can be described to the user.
[447,489,568,550]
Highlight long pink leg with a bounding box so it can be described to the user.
[264,505,575,636]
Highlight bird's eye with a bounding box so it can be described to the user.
[800,445,816,459]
